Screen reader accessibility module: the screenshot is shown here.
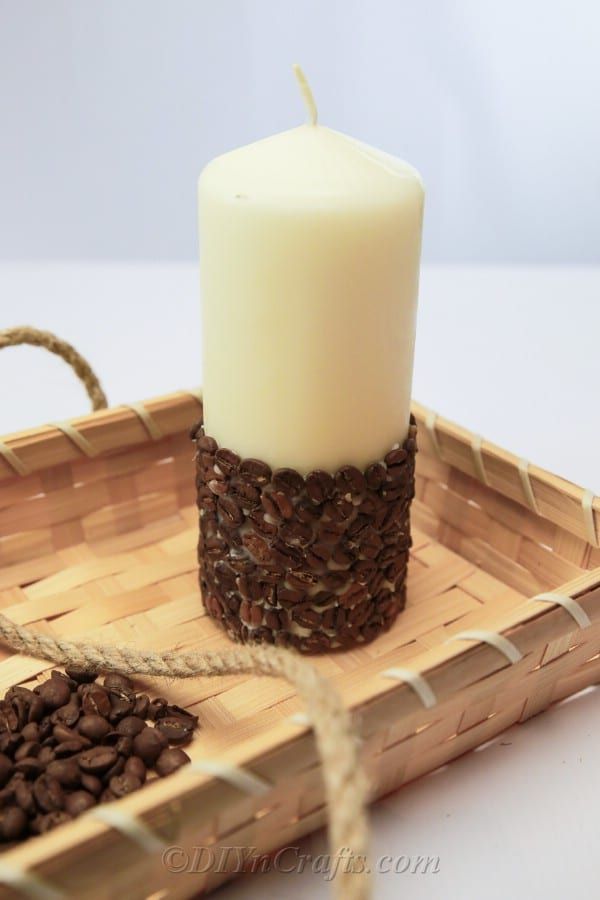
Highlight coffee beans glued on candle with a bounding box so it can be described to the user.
[0,670,197,845]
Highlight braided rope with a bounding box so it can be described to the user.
[0,611,370,900]
[0,327,108,411]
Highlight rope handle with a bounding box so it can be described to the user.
[0,326,108,411]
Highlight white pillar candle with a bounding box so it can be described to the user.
[199,67,424,475]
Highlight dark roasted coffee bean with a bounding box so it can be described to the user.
[132,727,168,765]
[35,811,72,833]
[38,747,56,766]
[240,458,271,485]
[51,671,78,691]
[155,748,191,777]
[37,678,71,710]
[385,447,408,466]
[0,755,12,787]
[242,531,272,564]
[65,790,96,817]
[133,694,149,719]
[33,774,64,812]
[103,755,125,783]
[14,757,43,779]
[103,674,134,692]
[78,746,118,774]
[196,434,217,453]
[116,716,145,738]
[27,696,45,724]
[271,490,294,519]
[215,447,240,476]
[155,717,194,745]
[336,465,366,497]
[65,667,98,684]
[21,722,40,741]
[108,694,134,723]
[100,789,116,803]
[0,700,20,732]
[81,687,111,718]
[218,495,243,526]
[109,773,142,797]
[50,702,80,728]
[78,715,111,742]
[124,756,146,783]
[46,758,80,788]
[80,773,103,796]
[292,607,322,629]
[306,469,335,504]
[147,698,168,721]
[0,806,27,841]
[272,467,304,497]
[365,462,386,490]
[279,520,313,547]
[15,741,40,761]
[15,780,36,816]
[160,705,199,727]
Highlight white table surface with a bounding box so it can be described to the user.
[0,262,598,899]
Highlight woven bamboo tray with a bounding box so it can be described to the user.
[0,388,599,898]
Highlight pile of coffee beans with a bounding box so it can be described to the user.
[0,669,197,845]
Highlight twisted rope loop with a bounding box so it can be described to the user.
[0,611,370,900]
[0,327,107,411]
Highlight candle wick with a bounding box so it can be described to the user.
[292,64,318,126]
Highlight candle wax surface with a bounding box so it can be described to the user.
[199,124,424,474]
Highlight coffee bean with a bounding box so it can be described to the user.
[65,667,98,684]
[101,754,125,783]
[242,531,272,564]
[272,467,304,497]
[147,698,168,721]
[14,780,36,815]
[0,755,13,787]
[218,495,243,526]
[109,773,142,798]
[103,674,134,692]
[65,790,96,816]
[50,701,80,728]
[54,740,85,758]
[35,811,72,833]
[124,756,146,783]
[21,723,39,742]
[78,715,111,742]
[385,447,408,466]
[336,465,366,497]
[133,694,149,719]
[80,773,103,796]
[215,447,240,477]
[306,470,335,504]
[365,462,387,490]
[46,759,80,788]
[239,458,271,485]
[15,741,40,762]
[155,748,191,777]
[33,774,64,812]
[196,434,217,453]
[14,758,43,779]
[38,747,56,766]
[155,717,194,745]
[108,694,134,723]
[81,687,111,718]
[37,678,71,710]
[115,716,145,738]
[0,806,27,841]
[78,746,118,774]
[132,727,168,766]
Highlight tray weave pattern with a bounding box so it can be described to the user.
[0,390,599,898]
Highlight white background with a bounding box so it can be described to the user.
[1,2,599,899]
[1,0,599,263]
